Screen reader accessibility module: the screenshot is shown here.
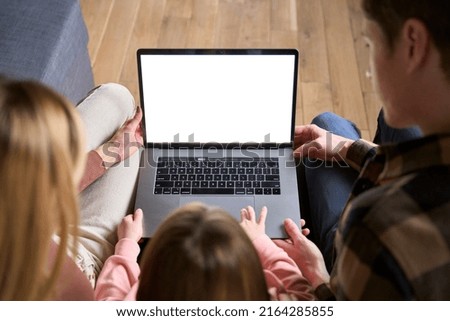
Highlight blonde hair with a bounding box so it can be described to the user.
[0,78,85,300]
[137,202,270,300]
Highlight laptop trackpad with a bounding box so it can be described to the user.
[179,196,255,220]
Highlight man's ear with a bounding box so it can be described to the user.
[401,18,431,74]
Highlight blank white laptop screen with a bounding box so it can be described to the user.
[139,53,296,144]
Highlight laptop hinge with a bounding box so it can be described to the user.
[147,142,292,149]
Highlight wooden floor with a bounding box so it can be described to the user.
[80,0,381,140]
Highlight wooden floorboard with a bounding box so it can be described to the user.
[80,0,380,140]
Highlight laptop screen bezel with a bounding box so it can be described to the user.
[137,48,299,149]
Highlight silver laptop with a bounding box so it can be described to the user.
[135,48,301,238]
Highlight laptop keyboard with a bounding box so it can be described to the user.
[154,157,281,195]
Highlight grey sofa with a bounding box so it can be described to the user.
[0,0,94,104]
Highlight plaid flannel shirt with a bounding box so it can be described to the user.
[317,134,450,300]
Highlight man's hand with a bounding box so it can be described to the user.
[274,218,330,289]
[294,124,354,162]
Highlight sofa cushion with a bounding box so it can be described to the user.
[0,0,94,104]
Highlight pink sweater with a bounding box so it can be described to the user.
[94,235,315,301]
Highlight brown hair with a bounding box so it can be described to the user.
[0,78,85,300]
[362,0,450,80]
[136,203,270,300]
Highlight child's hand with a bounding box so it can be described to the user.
[117,208,143,242]
[240,206,267,241]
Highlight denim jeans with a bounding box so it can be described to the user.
[300,111,422,271]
